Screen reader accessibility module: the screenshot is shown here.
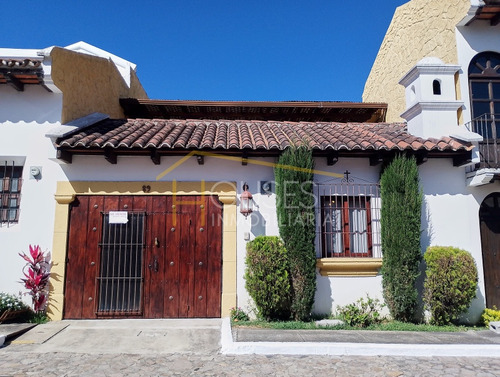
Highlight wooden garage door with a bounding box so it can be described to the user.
[64,195,222,319]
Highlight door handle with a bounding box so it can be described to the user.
[155,237,159,247]
[149,256,159,272]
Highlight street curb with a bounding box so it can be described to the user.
[220,318,500,357]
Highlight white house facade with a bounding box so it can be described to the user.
[47,100,472,321]
[0,42,147,308]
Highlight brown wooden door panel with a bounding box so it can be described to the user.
[164,197,181,318]
[179,202,197,317]
[481,218,500,308]
[65,195,222,319]
[64,196,90,319]
[480,193,500,309]
[193,197,209,317]
[145,196,167,318]
[81,196,104,318]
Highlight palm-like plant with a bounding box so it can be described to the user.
[19,245,50,312]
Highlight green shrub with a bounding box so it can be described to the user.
[423,246,478,325]
[0,292,28,314]
[230,307,250,322]
[380,155,422,322]
[336,296,385,328]
[245,236,292,321]
[481,307,500,327]
[275,146,316,321]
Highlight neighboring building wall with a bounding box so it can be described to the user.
[363,0,469,122]
[456,22,500,124]
[51,47,148,123]
[0,44,148,308]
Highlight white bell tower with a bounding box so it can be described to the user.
[399,57,464,139]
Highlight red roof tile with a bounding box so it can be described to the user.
[57,118,473,154]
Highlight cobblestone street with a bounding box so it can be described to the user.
[1,350,500,377]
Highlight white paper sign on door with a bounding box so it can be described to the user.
[109,211,128,224]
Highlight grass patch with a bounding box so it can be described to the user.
[231,319,483,332]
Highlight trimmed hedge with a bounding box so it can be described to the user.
[275,146,316,321]
[423,246,478,325]
[380,155,422,322]
[245,236,292,320]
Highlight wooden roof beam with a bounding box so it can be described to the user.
[416,151,428,165]
[5,72,24,92]
[453,153,472,167]
[56,149,72,164]
[491,12,500,25]
[327,152,339,166]
[104,148,117,164]
[369,153,384,166]
[150,149,161,165]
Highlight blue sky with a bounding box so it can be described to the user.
[1,1,407,102]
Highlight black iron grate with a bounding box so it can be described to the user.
[0,162,22,227]
[97,212,145,314]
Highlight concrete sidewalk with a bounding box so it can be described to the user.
[2,318,500,357]
[1,319,222,355]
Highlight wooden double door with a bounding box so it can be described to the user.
[480,193,500,309]
[64,195,222,319]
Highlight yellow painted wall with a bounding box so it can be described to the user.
[362,0,470,122]
[51,47,148,124]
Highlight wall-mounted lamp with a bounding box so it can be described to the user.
[240,182,254,218]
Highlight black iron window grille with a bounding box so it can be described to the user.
[317,183,381,258]
[0,162,23,226]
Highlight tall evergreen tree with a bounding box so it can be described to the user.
[274,146,316,321]
[380,155,422,322]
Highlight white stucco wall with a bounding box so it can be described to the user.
[419,159,498,322]
[0,85,64,301]
[313,158,384,316]
[456,22,500,124]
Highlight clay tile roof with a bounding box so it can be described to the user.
[0,58,45,89]
[56,118,474,155]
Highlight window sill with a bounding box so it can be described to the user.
[316,258,382,277]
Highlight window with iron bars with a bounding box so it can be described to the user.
[317,183,381,259]
[0,163,23,226]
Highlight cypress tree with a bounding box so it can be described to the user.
[380,155,422,322]
[274,146,316,321]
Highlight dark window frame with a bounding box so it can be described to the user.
[320,195,373,258]
[0,163,23,225]
[469,51,500,139]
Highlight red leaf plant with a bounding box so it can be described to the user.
[19,245,51,312]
